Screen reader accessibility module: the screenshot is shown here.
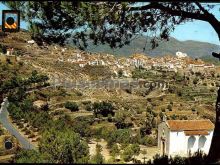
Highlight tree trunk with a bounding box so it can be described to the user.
[208,87,220,163]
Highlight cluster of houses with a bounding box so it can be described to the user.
[54,48,215,78]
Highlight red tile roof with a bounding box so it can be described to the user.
[167,120,214,131]
[184,130,209,136]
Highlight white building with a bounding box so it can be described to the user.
[158,118,214,157]
[176,51,188,58]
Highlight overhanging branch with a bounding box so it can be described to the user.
[130,2,208,22]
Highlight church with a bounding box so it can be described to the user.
[158,117,214,157]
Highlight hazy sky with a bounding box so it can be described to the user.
[0,2,220,45]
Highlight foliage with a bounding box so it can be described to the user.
[140,113,154,136]
[90,144,105,164]
[71,116,94,137]
[92,101,115,117]
[64,101,79,112]
[193,77,199,85]
[167,104,172,111]
[118,69,123,78]
[121,144,140,162]
[146,151,208,165]
[5,2,220,53]
[107,129,132,147]
[110,144,120,157]
[39,128,90,163]
[13,149,47,163]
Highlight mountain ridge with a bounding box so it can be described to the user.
[78,36,220,59]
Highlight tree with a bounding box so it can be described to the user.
[5,1,220,162]
[13,149,47,163]
[93,101,115,117]
[20,98,34,112]
[122,145,135,162]
[167,104,172,111]
[6,2,220,50]
[122,144,140,162]
[118,69,123,78]
[193,77,199,85]
[64,101,79,112]
[39,129,89,163]
[110,144,120,158]
[131,143,140,160]
[91,143,105,164]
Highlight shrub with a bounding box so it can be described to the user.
[93,101,115,117]
[36,137,41,141]
[17,123,24,129]
[191,107,196,112]
[167,104,172,111]
[193,78,199,85]
[22,127,28,132]
[115,121,133,129]
[25,129,31,135]
[28,133,36,139]
[161,108,166,112]
[107,114,113,122]
[85,105,93,111]
[64,101,79,112]
[82,101,92,105]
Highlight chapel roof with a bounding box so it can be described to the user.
[167,120,214,131]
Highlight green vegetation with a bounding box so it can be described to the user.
[13,150,47,163]
[146,151,208,165]
[92,101,115,117]
[90,144,105,164]
[39,128,89,163]
[122,144,140,162]
[64,101,79,112]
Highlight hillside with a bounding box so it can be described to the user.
[80,36,220,58]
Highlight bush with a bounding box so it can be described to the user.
[82,101,92,105]
[17,123,24,129]
[85,105,93,111]
[142,136,157,147]
[121,144,140,162]
[146,151,208,165]
[64,101,79,112]
[22,127,28,132]
[167,104,172,111]
[93,101,115,117]
[28,133,36,139]
[107,114,113,122]
[191,107,196,113]
[25,129,31,135]
[115,121,133,129]
[161,108,166,112]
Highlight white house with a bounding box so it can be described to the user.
[176,51,188,58]
[158,117,214,157]
[27,40,35,44]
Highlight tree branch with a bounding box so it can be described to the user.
[130,2,208,22]
[130,2,220,39]
[195,2,209,15]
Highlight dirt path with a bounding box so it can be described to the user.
[88,139,111,161]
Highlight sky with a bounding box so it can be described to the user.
[0,2,220,45]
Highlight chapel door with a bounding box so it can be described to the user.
[162,139,166,156]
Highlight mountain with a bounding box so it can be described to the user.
[80,36,220,58]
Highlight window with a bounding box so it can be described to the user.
[188,136,196,155]
[198,136,207,150]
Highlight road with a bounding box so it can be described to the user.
[0,98,35,150]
